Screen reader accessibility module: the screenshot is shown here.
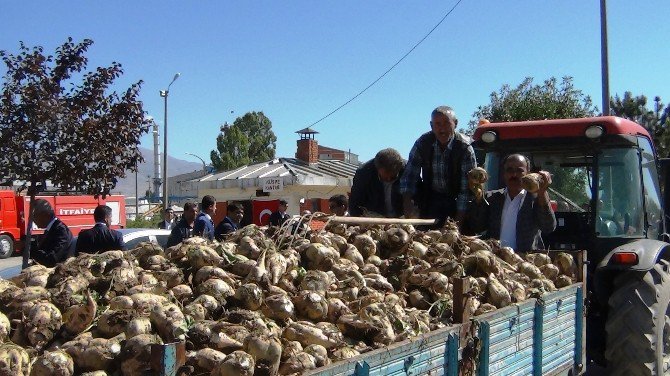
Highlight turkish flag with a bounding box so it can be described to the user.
[252,200,280,226]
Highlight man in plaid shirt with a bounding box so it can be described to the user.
[400,106,477,227]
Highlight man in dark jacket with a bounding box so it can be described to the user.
[350,148,405,217]
[167,202,198,248]
[465,154,556,252]
[269,199,290,227]
[31,199,73,267]
[194,195,217,241]
[157,207,175,229]
[215,202,244,241]
[400,106,477,227]
[76,205,126,254]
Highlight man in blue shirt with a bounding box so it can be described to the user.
[193,195,217,241]
[400,106,477,227]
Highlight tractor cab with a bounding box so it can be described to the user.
[472,116,664,264]
[474,116,670,373]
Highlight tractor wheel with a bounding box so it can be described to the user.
[0,235,13,259]
[605,259,670,375]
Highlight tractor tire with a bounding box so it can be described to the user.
[0,235,13,259]
[605,259,670,375]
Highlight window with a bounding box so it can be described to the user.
[638,137,662,239]
[483,152,500,191]
[538,154,592,213]
[596,148,644,237]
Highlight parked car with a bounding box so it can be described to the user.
[0,228,172,278]
[117,228,172,249]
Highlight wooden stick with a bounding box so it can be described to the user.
[326,216,437,225]
[453,277,472,324]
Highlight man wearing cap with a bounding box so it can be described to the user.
[400,106,477,227]
[158,207,175,229]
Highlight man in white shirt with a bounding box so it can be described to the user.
[158,207,175,229]
[465,154,556,252]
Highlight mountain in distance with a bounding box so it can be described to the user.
[113,147,202,197]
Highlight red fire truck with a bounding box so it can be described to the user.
[0,190,126,259]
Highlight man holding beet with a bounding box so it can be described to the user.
[465,154,556,252]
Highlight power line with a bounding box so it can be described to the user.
[307,0,465,129]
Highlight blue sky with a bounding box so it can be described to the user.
[1,1,668,164]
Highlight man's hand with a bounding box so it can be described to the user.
[536,170,552,194]
[535,170,552,207]
[467,167,488,204]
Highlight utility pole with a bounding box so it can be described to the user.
[600,0,610,115]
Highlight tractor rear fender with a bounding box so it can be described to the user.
[597,239,670,272]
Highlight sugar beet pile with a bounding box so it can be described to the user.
[0,219,576,375]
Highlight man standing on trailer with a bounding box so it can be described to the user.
[400,106,477,227]
[465,154,556,252]
[349,148,405,218]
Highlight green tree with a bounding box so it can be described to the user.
[126,214,162,228]
[0,38,150,267]
[610,92,670,157]
[210,111,277,171]
[467,76,597,134]
[468,76,598,205]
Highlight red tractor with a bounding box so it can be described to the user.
[473,116,670,374]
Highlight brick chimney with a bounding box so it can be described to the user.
[295,127,319,164]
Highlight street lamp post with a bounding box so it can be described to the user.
[185,152,207,172]
[160,73,180,211]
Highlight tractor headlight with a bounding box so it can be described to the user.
[481,131,498,143]
[585,125,605,139]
